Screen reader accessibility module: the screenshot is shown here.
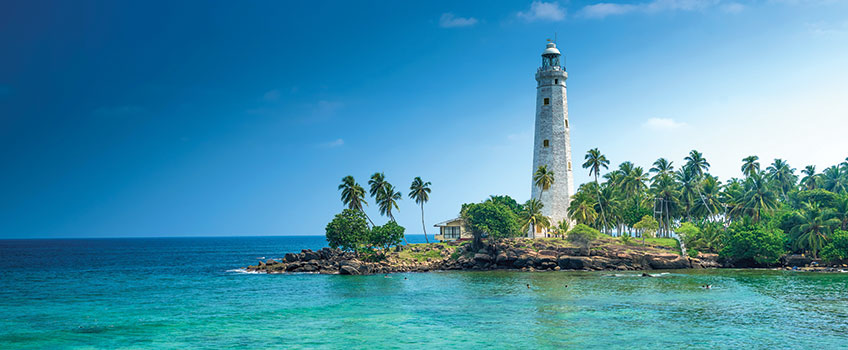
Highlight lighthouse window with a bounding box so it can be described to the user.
[544,98,550,105]
[565,120,569,128]
[568,162,572,170]
[554,79,558,84]
[543,140,550,147]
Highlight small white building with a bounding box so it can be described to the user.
[433,218,471,242]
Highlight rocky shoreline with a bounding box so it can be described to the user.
[244,238,724,275]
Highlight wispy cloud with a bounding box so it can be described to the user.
[92,105,143,117]
[643,117,686,130]
[517,1,566,22]
[579,0,721,19]
[439,13,478,28]
[721,2,745,13]
[319,138,345,148]
[807,21,848,36]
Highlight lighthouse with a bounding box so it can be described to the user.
[530,41,574,237]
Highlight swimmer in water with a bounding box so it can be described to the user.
[526,283,530,289]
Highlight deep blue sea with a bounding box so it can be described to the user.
[2,235,847,349]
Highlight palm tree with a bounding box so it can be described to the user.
[823,165,848,194]
[693,175,722,220]
[568,190,598,226]
[684,150,710,178]
[521,198,550,238]
[376,183,402,222]
[676,167,699,221]
[741,155,760,178]
[408,177,432,243]
[583,148,610,231]
[791,203,839,259]
[533,165,555,200]
[368,172,387,198]
[766,158,797,199]
[338,175,374,226]
[583,148,610,182]
[649,158,674,180]
[801,165,818,190]
[833,196,848,231]
[743,171,779,223]
[649,173,680,236]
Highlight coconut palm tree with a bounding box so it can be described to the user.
[568,190,599,226]
[743,171,779,223]
[684,150,710,178]
[693,175,722,221]
[791,203,839,259]
[741,155,760,178]
[649,173,680,236]
[338,175,374,226]
[676,167,699,221]
[650,158,674,180]
[823,165,848,194]
[833,195,848,231]
[408,177,432,243]
[766,158,797,199]
[521,198,550,238]
[368,172,387,198]
[533,165,555,200]
[801,165,818,190]
[583,148,610,230]
[583,148,610,182]
[376,183,402,222]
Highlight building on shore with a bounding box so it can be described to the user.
[530,41,575,238]
[433,218,471,242]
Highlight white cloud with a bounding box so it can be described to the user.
[578,0,721,19]
[320,138,345,148]
[517,1,566,22]
[643,117,686,130]
[721,2,745,13]
[439,13,478,28]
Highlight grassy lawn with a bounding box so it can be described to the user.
[398,248,443,263]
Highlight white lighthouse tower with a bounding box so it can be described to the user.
[530,41,574,237]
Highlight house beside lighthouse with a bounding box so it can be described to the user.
[530,41,575,237]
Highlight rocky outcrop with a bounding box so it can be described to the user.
[242,238,720,275]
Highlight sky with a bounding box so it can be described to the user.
[1,0,847,238]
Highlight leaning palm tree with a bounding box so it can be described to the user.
[376,183,402,222]
[684,150,710,178]
[521,198,550,238]
[368,172,387,198]
[583,148,610,232]
[791,203,839,259]
[533,165,555,200]
[408,177,432,243]
[741,155,760,178]
[338,175,374,226]
[801,165,818,190]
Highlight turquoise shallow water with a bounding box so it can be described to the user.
[2,236,847,349]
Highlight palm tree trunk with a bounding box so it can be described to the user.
[421,203,428,243]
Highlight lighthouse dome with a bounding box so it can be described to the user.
[542,42,560,55]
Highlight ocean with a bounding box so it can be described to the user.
[1,235,847,349]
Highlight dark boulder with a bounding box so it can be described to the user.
[558,256,593,270]
[302,250,321,261]
[339,265,360,275]
[283,253,298,262]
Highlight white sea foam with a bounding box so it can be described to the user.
[226,268,262,274]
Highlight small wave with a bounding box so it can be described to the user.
[226,268,262,274]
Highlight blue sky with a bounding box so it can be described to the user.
[1,0,847,238]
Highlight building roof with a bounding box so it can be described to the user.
[433,218,464,227]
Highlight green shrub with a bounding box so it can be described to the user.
[568,224,600,253]
[369,221,405,253]
[822,230,848,263]
[325,209,370,252]
[461,201,522,248]
[720,222,786,266]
